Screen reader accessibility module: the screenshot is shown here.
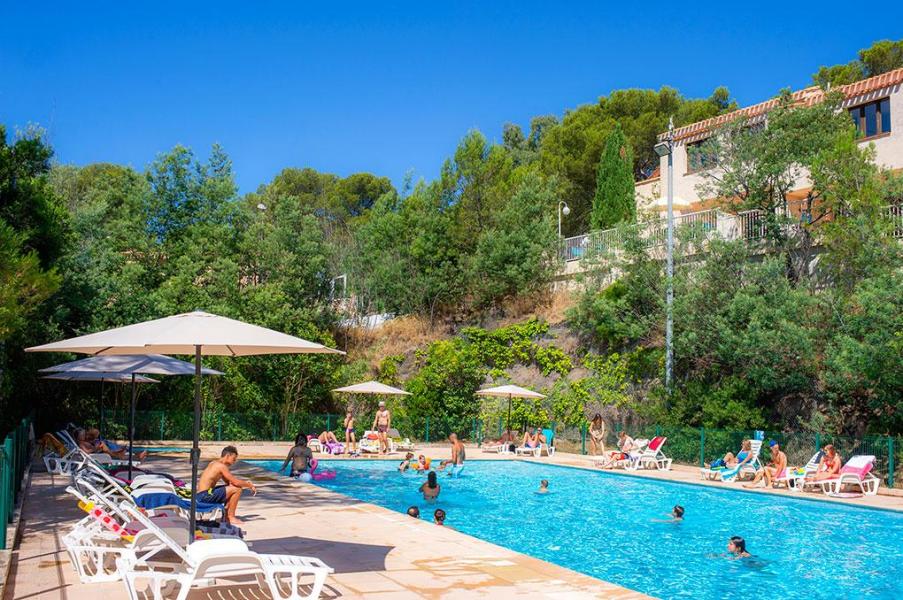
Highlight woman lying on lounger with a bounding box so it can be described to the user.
[317,430,339,445]
[715,439,752,468]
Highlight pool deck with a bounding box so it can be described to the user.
[4,455,648,600]
[6,442,902,600]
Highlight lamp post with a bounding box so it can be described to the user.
[653,117,675,397]
[557,201,570,237]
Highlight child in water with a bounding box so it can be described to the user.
[399,452,415,472]
[434,508,446,526]
[537,479,550,494]
[653,505,684,522]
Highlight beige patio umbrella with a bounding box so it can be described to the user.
[41,354,223,477]
[27,310,343,535]
[332,380,411,396]
[475,384,546,440]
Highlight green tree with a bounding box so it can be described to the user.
[591,124,636,230]
[813,38,903,88]
[469,172,558,309]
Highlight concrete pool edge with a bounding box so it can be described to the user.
[236,459,653,599]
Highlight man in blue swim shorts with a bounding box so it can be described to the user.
[196,446,257,523]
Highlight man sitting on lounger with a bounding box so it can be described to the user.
[197,446,257,523]
[521,427,546,448]
[744,440,786,489]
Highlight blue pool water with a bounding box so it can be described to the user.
[251,459,903,599]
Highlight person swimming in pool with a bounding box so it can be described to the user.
[537,479,549,494]
[280,433,314,478]
[433,508,446,526]
[399,452,415,472]
[407,506,420,518]
[654,505,684,522]
[726,536,751,558]
[419,470,440,500]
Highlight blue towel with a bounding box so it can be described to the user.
[133,491,223,514]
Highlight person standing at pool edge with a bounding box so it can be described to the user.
[372,401,391,454]
[344,408,356,455]
[448,432,465,477]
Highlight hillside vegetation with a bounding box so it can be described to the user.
[1,40,901,438]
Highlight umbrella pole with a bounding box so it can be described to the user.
[128,374,136,479]
[100,380,105,434]
[189,345,201,539]
[506,394,512,440]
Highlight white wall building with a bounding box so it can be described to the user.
[636,68,903,216]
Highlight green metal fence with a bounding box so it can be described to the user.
[98,409,901,488]
[1,415,32,550]
[102,409,484,445]
[562,423,899,488]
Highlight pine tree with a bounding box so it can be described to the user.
[591,124,636,230]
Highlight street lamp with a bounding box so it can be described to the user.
[558,201,570,237]
[653,117,675,397]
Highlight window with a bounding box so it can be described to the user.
[687,139,716,173]
[849,98,891,139]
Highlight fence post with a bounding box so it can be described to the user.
[217,413,223,442]
[159,412,165,440]
[889,437,895,488]
[497,420,502,439]
[425,416,430,444]
[271,414,277,441]
[815,432,821,450]
[699,427,706,467]
[656,425,661,438]
[0,440,8,550]
[327,414,332,432]
[581,423,587,455]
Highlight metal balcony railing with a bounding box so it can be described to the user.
[560,202,902,262]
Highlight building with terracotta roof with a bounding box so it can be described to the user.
[635,68,903,216]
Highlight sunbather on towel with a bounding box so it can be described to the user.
[197,445,257,523]
[744,440,786,489]
[317,430,339,445]
[720,439,752,468]
[521,428,546,448]
[81,428,148,461]
[805,444,841,482]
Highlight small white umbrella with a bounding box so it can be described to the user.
[41,354,223,477]
[475,384,546,439]
[332,380,411,395]
[27,310,342,535]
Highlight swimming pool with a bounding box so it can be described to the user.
[251,459,903,599]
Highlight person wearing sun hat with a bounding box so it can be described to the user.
[744,440,787,489]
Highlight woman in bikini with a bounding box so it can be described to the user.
[723,439,752,467]
[343,409,356,454]
[806,444,841,482]
[588,414,606,456]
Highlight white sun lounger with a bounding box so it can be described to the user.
[115,501,333,600]
[700,440,763,482]
[627,436,672,471]
[815,455,881,496]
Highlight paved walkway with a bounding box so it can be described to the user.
[3,457,647,600]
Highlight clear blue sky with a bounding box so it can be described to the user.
[3,1,901,193]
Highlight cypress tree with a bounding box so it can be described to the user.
[591,124,636,230]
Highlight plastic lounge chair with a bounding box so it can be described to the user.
[307,436,323,453]
[388,428,414,452]
[515,428,556,458]
[627,436,672,471]
[40,432,80,474]
[775,451,823,491]
[359,430,382,453]
[815,455,881,496]
[700,440,763,482]
[115,502,333,600]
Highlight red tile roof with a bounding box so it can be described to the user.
[662,67,903,143]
